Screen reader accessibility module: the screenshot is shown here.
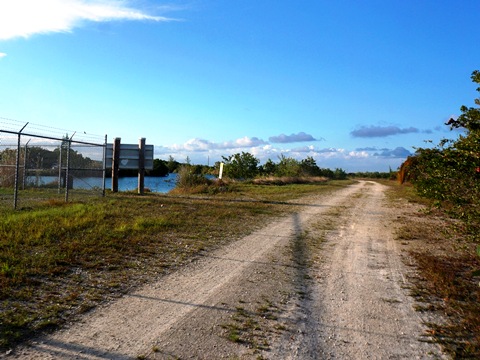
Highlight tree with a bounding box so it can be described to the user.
[150,159,169,176]
[446,70,480,132]
[26,146,57,169]
[167,155,178,173]
[275,155,301,177]
[222,152,259,179]
[333,168,347,180]
[409,70,480,237]
[259,158,277,176]
[300,156,321,176]
[0,148,18,187]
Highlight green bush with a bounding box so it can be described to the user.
[175,165,212,189]
[275,155,301,177]
[222,152,259,179]
[410,70,480,238]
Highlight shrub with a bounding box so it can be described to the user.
[172,166,235,194]
[175,165,212,189]
[222,152,259,180]
[275,155,301,177]
[409,70,480,239]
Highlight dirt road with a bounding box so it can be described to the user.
[9,181,446,359]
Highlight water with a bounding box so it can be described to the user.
[115,174,178,193]
[27,173,178,193]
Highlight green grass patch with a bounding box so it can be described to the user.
[221,298,284,352]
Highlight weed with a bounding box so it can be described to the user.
[381,298,401,304]
[221,297,286,353]
[227,327,243,343]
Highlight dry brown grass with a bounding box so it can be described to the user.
[252,176,329,185]
[386,182,480,359]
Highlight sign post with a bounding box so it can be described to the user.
[112,137,121,192]
[138,138,146,195]
[106,138,154,194]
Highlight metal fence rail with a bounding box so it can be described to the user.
[0,117,107,209]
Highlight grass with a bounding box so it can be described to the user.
[221,298,281,352]
[0,180,349,350]
[385,181,480,359]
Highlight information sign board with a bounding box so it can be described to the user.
[105,143,154,170]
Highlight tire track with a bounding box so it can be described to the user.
[270,181,446,359]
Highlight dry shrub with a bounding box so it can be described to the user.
[170,174,234,195]
[253,176,328,185]
[0,168,16,187]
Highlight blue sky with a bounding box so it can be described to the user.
[0,0,478,172]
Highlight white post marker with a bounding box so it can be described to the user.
[219,162,224,179]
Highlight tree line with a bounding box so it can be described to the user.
[218,153,348,180]
[151,153,350,180]
[154,153,401,181]
[0,145,102,187]
[0,146,101,172]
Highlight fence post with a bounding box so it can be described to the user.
[22,139,30,190]
[13,122,28,209]
[13,133,21,209]
[112,137,120,192]
[58,143,62,194]
[102,135,107,197]
[65,138,71,202]
[138,137,145,195]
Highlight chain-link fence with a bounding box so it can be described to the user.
[0,117,107,209]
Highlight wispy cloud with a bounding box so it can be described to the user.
[0,0,177,41]
[0,52,6,58]
[350,125,419,138]
[290,145,316,153]
[269,132,319,143]
[355,146,378,151]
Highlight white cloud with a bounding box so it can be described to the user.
[0,0,175,41]
[153,135,408,172]
[170,138,212,152]
[0,52,6,58]
[167,136,268,153]
[347,150,369,158]
[231,136,267,148]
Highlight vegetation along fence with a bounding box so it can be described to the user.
[0,117,107,209]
